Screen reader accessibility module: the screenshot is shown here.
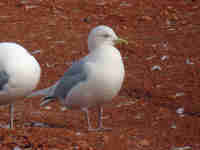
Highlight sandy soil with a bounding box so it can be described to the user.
[0,0,200,149]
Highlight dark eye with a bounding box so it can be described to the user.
[103,34,110,38]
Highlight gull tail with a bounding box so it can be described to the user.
[28,87,53,97]
[27,81,60,98]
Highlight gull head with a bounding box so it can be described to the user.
[88,25,128,51]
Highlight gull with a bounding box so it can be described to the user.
[0,42,41,128]
[28,25,127,131]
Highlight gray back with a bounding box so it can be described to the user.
[53,59,88,100]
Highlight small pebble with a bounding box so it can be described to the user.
[186,58,194,64]
[55,40,65,44]
[31,50,41,54]
[120,1,132,7]
[82,16,91,23]
[74,145,80,150]
[138,139,150,146]
[146,55,156,60]
[175,92,185,97]
[0,124,10,128]
[13,146,22,150]
[44,106,52,110]
[135,114,143,120]
[60,106,67,111]
[31,122,50,127]
[161,55,169,61]
[172,146,192,150]
[171,124,177,129]
[46,63,55,68]
[161,41,169,49]
[151,65,161,71]
[25,5,38,10]
[76,132,81,136]
[176,108,184,114]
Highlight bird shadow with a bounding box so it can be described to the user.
[24,121,66,128]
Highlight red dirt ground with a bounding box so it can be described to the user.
[0,0,200,149]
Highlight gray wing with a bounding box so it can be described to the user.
[0,71,9,90]
[53,59,88,100]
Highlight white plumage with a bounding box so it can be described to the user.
[0,42,41,128]
[29,25,127,131]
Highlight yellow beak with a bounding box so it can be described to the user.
[114,38,128,45]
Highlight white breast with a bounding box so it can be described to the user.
[65,45,125,109]
[89,46,125,102]
[0,43,41,104]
